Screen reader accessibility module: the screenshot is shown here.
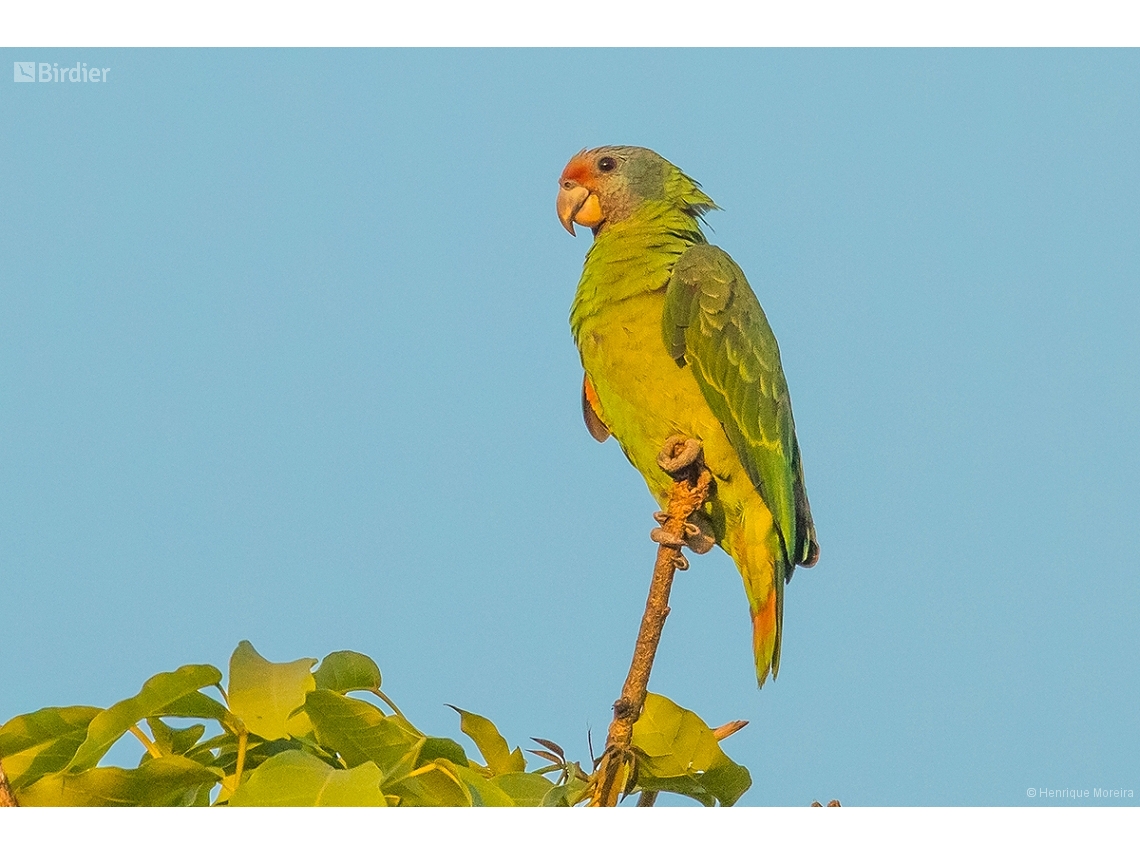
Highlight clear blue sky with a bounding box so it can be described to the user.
[2,49,1137,806]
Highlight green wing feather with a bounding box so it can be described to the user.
[663,244,818,576]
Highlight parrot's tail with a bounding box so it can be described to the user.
[726,508,788,688]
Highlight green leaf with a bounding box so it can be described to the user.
[693,759,753,807]
[491,771,555,806]
[446,706,525,775]
[385,763,471,807]
[193,731,241,753]
[313,650,382,694]
[0,706,101,790]
[67,664,223,772]
[18,756,220,806]
[449,762,514,806]
[227,641,316,740]
[632,693,720,773]
[228,750,386,807]
[631,693,752,807]
[419,736,468,767]
[633,770,716,806]
[211,737,298,780]
[177,730,239,770]
[156,689,234,724]
[304,690,423,783]
[146,718,206,756]
[542,770,592,807]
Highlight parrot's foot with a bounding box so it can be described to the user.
[650,435,713,571]
[652,512,715,556]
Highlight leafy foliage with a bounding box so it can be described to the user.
[632,693,751,806]
[0,642,750,807]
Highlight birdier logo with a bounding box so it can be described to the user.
[13,61,110,83]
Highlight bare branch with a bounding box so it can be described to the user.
[589,435,713,807]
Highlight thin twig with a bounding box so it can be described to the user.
[589,435,712,807]
[129,724,163,760]
[0,757,19,807]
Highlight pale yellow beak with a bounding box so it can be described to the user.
[557,184,603,235]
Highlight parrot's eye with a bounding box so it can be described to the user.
[597,156,617,172]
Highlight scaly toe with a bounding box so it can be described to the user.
[650,527,686,548]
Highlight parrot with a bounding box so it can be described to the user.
[557,145,819,687]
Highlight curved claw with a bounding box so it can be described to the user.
[673,553,690,571]
[683,521,716,555]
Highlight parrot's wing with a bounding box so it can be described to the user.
[581,373,611,442]
[664,243,818,574]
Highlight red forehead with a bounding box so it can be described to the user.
[560,152,595,185]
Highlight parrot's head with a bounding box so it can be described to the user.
[556,145,716,236]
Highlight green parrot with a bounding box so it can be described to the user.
[557,146,819,686]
